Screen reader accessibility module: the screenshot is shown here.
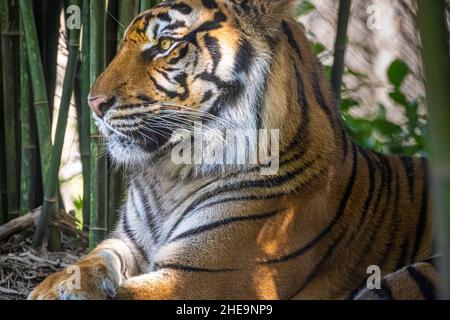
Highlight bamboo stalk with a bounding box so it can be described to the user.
[19,17,34,215]
[106,0,118,60]
[19,0,52,190]
[20,0,53,248]
[30,108,42,211]
[33,0,82,249]
[89,0,108,248]
[1,0,20,221]
[0,14,5,224]
[80,0,91,234]
[117,0,139,43]
[0,0,4,224]
[417,0,450,300]
[331,0,352,106]
[34,0,63,113]
[107,0,122,231]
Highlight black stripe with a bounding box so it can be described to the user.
[169,131,305,214]
[172,161,314,220]
[412,158,429,260]
[171,3,193,15]
[198,71,227,89]
[165,160,315,241]
[155,68,173,83]
[133,180,161,242]
[202,0,218,9]
[334,150,386,292]
[382,171,401,268]
[201,90,213,103]
[194,169,326,214]
[311,67,335,123]
[349,153,388,271]
[234,37,254,75]
[149,74,179,99]
[347,148,375,244]
[154,23,161,37]
[281,20,303,62]
[376,158,395,262]
[136,94,156,104]
[341,129,348,161]
[400,156,415,198]
[281,61,310,162]
[263,143,358,264]
[288,231,347,299]
[156,12,171,22]
[168,44,189,65]
[184,11,227,45]
[155,263,235,273]
[206,80,244,117]
[203,34,221,72]
[173,72,189,100]
[170,209,283,242]
[122,211,149,262]
[162,20,186,32]
[407,266,436,300]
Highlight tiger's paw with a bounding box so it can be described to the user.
[114,279,145,300]
[114,274,166,300]
[28,255,121,300]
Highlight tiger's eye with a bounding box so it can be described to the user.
[160,39,172,51]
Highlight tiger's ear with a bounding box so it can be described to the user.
[229,0,294,34]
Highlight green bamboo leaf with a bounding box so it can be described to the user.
[340,98,359,112]
[312,42,326,56]
[387,59,409,88]
[295,1,316,16]
[389,91,409,107]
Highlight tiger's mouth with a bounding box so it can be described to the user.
[93,108,174,155]
[93,102,200,159]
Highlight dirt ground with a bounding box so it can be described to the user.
[0,232,86,300]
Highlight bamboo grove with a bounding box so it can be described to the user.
[0,0,449,297]
[0,0,161,251]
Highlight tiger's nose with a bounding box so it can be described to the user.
[88,96,115,118]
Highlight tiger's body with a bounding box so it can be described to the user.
[30,0,438,300]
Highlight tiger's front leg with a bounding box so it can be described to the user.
[114,270,258,300]
[29,239,139,300]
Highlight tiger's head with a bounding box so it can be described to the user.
[89,0,294,167]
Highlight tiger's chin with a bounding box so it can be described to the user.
[106,133,177,169]
[94,113,175,168]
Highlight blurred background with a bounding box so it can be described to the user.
[0,0,448,300]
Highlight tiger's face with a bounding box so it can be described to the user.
[89,0,292,166]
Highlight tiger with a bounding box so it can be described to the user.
[29,0,440,300]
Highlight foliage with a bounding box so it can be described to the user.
[341,59,427,156]
[295,0,428,156]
